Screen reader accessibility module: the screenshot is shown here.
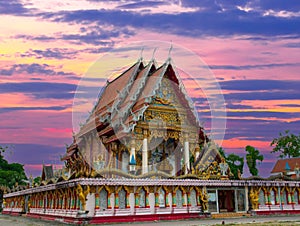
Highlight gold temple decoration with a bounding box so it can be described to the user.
[249,187,260,210]
[76,184,90,211]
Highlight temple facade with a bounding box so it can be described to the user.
[3,57,300,224]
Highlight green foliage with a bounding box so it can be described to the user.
[218,147,226,158]
[245,145,264,176]
[226,153,244,179]
[0,145,27,189]
[218,147,244,179]
[34,176,41,185]
[270,130,300,158]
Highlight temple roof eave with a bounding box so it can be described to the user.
[4,178,300,198]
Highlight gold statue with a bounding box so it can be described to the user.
[249,188,259,210]
[76,184,90,211]
[200,189,209,211]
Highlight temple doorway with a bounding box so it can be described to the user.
[218,190,235,212]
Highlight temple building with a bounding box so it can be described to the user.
[2,56,300,224]
[271,157,300,179]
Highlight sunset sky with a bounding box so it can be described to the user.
[1,0,300,177]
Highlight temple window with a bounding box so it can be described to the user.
[99,189,108,210]
[159,189,166,208]
[270,189,276,205]
[259,190,265,205]
[121,151,129,173]
[118,188,126,209]
[282,190,288,204]
[176,189,183,207]
[139,188,146,208]
[294,190,299,204]
[190,189,197,207]
[207,190,217,212]
[237,189,246,211]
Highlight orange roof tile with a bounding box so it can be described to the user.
[96,61,144,112]
[271,157,300,173]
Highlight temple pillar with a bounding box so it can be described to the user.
[183,191,187,207]
[166,193,170,207]
[77,197,81,210]
[187,191,191,207]
[288,192,292,204]
[142,130,148,174]
[172,191,176,208]
[95,193,100,210]
[107,192,112,209]
[155,192,159,209]
[184,133,190,174]
[145,192,150,208]
[114,193,119,209]
[126,193,130,209]
[134,192,139,209]
[245,186,249,211]
[196,189,201,207]
[267,191,271,205]
[264,190,269,205]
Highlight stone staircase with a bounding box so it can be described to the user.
[212,212,251,219]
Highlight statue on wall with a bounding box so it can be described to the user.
[200,189,209,211]
[219,158,229,177]
[76,184,90,211]
[249,187,259,210]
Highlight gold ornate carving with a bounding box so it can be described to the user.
[199,188,208,211]
[105,185,115,194]
[249,187,259,210]
[145,110,181,126]
[157,158,173,173]
[124,186,134,193]
[76,184,90,211]
[90,186,96,193]
[147,186,155,193]
[116,186,123,193]
[163,186,172,193]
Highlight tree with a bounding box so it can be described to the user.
[0,145,27,189]
[218,147,226,158]
[34,176,41,185]
[270,130,300,158]
[245,145,264,176]
[226,153,244,179]
[218,147,244,179]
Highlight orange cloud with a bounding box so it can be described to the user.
[222,138,270,150]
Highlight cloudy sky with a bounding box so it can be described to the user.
[1,0,299,177]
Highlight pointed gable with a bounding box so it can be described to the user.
[78,56,204,141]
[96,59,144,117]
[271,157,300,173]
[41,165,54,181]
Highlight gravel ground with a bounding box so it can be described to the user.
[1,213,300,226]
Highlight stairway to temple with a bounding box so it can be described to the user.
[212,212,251,219]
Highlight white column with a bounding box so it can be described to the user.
[245,186,249,211]
[184,133,190,174]
[142,130,148,174]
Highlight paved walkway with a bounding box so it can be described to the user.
[0,214,300,225]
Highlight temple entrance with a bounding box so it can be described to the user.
[218,190,235,212]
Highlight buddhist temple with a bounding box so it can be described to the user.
[2,56,300,224]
